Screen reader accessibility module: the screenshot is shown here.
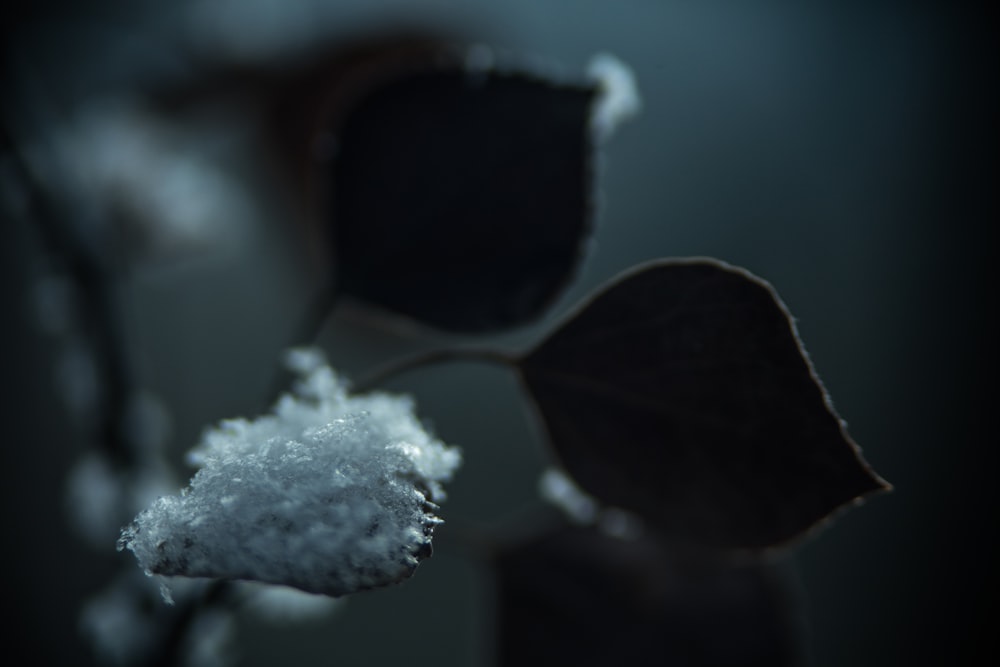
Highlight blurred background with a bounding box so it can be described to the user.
[2,1,994,665]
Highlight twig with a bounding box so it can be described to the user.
[352,347,518,392]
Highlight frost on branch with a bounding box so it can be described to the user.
[586,53,642,141]
[118,349,461,598]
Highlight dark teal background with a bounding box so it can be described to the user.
[2,1,994,665]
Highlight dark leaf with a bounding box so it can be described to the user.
[518,258,889,549]
[326,63,597,332]
[497,521,805,666]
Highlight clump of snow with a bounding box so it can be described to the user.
[119,348,461,598]
[586,53,642,141]
[539,468,598,524]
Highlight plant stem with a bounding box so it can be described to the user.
[352,347,518,392]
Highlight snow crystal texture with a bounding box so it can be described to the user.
[119,349,461,597]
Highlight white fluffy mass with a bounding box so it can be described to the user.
[586,52,642,141]
[118,349,461,597]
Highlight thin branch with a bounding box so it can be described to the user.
[352,347,518,392]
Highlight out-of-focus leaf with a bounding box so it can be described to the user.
[326,63,597,332]
[496,522,804,666]
[518,258,889,549]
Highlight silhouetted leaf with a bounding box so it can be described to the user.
[518,258,889,549]
[326,63,597,332]
[497,521,804,666]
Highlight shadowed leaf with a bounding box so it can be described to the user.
[518,258,889,549]
[327,64,597,332]
[497,522,805,666]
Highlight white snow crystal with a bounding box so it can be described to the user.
[586,53,642,141]
[119,349,461,598]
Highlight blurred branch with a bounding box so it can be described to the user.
[1,118,136,466]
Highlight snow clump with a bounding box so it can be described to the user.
[118,348,461,598]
